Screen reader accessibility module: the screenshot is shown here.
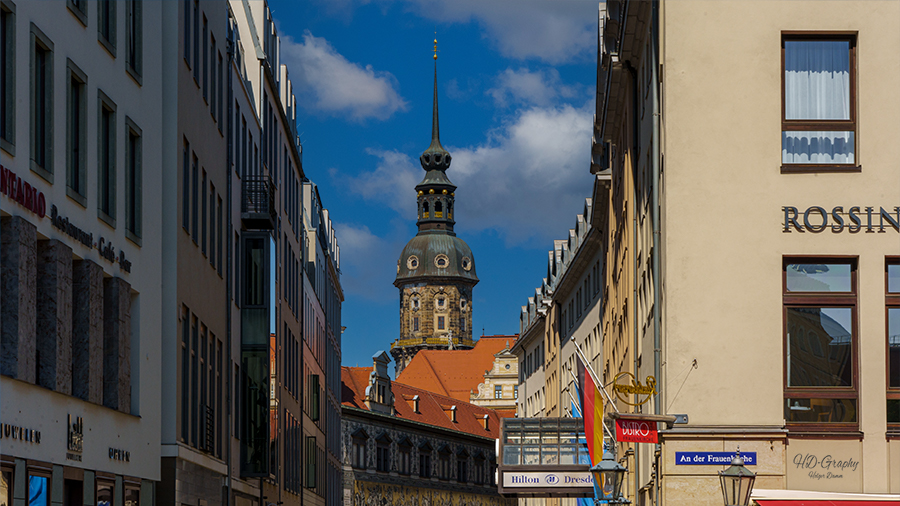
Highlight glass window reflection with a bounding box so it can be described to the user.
[889,264,900,293]
[786,307,852,387]
[28,477,48,506]
[890,308,900,389]
[786,263,851,292]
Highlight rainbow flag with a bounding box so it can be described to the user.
[577,356,604,466]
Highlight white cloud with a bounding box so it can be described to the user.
[280,31,408,121]
[402,0,597,63]
[332,221,410,301]
[307,0,596,63]
[340,103,594,245]
[487,68,581,108]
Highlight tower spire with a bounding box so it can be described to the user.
[420,36,451,171]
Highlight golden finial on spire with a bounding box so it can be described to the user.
[433,33,438,60]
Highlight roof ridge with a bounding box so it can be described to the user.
[392,380,489,411]
[421,354,450,397]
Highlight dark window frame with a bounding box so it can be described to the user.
[97,90,117,228]
[1,0,16,155]
[67,0,87,26]
[125,0,142,83]
[782,256,859,432]
[125,116,141,244]
[30,23,53,182]
[97,0,116,57]
[781,32,859,173]
[66,58,87,206]
[886,257,900,433]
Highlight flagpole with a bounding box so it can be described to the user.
[565,383,583,417]
[572,340,620,413]
[567,368,615,441]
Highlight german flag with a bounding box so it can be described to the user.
[577,356,604,465]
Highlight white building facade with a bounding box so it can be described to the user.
[1,0,164,505]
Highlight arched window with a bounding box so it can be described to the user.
[398,438,413,475]
[435,200,443,218]
[375,433,392,472]
[448,202,453,219]
[351,429,369,469]
[456,448,469,483]
[423,201,430,218]
[418,441,433,478]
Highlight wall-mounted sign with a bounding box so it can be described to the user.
[612,372,656,406]
[783,206,899,233]
[1,164,47,218]
[109,448,130,462]
[615,418,658,443]
[0,422,42,444]
[675,452,757,465]
[66,415,83,462]
[785,440,861,492]
[792,452,858,479]
[50,205,132,273]
[502,471,594,488]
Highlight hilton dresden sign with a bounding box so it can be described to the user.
[783,206,900,233]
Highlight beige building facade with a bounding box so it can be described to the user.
[516,1,900,505]
[592,0,900,503]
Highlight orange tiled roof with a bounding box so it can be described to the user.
[396,335,518,403]
[341,366,502,439]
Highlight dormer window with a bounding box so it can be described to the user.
[434,254,449,269]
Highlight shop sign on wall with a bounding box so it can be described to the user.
[786,441,862,492]
[791,452,858,480]
[67,415,84,462]
[783,205,900,233]
[611,372,656,406]
[502,471,594,488]
[615,419,658,443]
[50,205,133,273]
[1,164,47,218]
[0,422,42,444]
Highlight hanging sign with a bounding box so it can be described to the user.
[611,372,656,406]
[615,418,658,443]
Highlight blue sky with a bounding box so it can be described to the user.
[268,0,599,370]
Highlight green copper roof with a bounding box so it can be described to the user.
[395,231,478,286]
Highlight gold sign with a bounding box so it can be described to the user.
[612,372,657,406]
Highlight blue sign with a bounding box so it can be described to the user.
[675,452,757,466]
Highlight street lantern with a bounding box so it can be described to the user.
[590,452,628,504]
[718,449,756,506]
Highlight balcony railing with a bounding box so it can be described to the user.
[241,175,276,230]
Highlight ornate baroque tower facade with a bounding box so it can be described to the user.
[391,55,479,375]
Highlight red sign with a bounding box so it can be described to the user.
[0,164,46,218]
[615,419,658,443]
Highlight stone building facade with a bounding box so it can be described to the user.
[341,355,513,506]
[1,0,165,503]
[391,63,478,376]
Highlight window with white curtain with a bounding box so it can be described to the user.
[782,35,856,169]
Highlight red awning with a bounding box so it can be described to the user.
[756,501,900,506]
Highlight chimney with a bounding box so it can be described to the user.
[407,395,420,413]
[480,414,490,430]
[451,406,457,423]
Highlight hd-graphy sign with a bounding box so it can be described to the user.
[615,419,658,443]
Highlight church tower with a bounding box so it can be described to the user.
[391,41,478,376]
